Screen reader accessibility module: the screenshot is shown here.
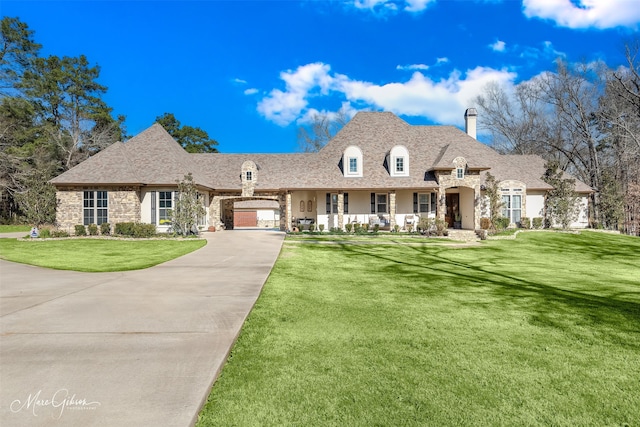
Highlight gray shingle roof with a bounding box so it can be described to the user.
[51,112,592,193]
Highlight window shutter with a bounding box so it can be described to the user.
[413,193,418,213]
[151,191,156,224]
[344,193,349,214]
[326,193,331,214]
[371,193,375,213]
[430,192,437,213]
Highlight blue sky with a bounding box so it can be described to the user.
[2,0,639,152]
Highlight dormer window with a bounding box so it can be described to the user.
[389,145,409,177]
[246,171,253,181]
[349,157,358,174]
[456,167,464,179]
[343,146,363,177]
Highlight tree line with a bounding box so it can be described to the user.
[474,44,640,235]
[0,17,218,224]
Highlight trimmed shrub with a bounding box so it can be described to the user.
[480,217,491,230]
[494,217,510,231]
[318,224,325,232]
[40,229,51,238]
[434,218,447,236]
[362,223,369,232]
[373,224,380,233]
[353,223,362,234]
[51,230,70,238]
[100,222,111,235]
[345,223,353,233]
[114,222,156,238]
[519,217,531,229]
[308,224,315,232]
[393,224,400,233]
[88,223,99,236]
[532,217,543,229]
[406,224,413,233]
[75,225,87,236]
[115,222,135,236]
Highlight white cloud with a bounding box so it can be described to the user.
[244,88,258,95]
[522,0,640,29]
[436,57,449,64]
[256,62,517,126]
[257,63,334,125]
[233,78,247,84]
[519,40,566,60]
[350,0,435,13]
[397,64,430,71]
[489,40,506,52]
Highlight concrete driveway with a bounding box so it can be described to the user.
[0,230,284,426]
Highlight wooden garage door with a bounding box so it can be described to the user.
[234,211,257,227]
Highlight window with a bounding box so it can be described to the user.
[343,146,363,177]
[419,193,429,213]
[413,192,437,214]
[349,157,358,174]
[395,157,404,173]
[83,191,108,225]
[456,167,465,179]
[502,194,522,225]
[389,146,409,177]
[159,191,173,225]
[326,193,348,214]
[246,171,252,181]
[371,193,388,213]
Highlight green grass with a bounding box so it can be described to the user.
[198,231,640,426]
[286,234,451,244]
[0,238,206,271]
[0,224,31,233]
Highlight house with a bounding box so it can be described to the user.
[50,109,592,233]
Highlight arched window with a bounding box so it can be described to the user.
[343,146,363,177]
[389,145,409,177]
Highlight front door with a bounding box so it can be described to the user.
[445,193,460,228]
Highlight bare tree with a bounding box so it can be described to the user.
[297,107,349,152]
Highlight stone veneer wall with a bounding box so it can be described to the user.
[209,192,284,230]
[56,187,141,233]
[435,157,482,229]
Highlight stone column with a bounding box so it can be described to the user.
[285,192,292,232]
[337,192,344,230]
[473,185,481,230]
[438,187,446,222]
[210,195,224,230]
[389,190,396,229]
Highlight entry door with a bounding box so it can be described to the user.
[445,193,460,227]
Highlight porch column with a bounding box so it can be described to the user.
[473,185,481,229]
[286,192,292,232]
[389,190,396,229]
[437,187,446,222]
[210,195,224,230]
[337,192,344,230]
[278,192,290,231]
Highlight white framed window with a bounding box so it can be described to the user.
[456,167,465,179]
[502,194,522,225]
[349,157,358,174]
[343,146,363,177]
[83,191,108,225]
[159,191,173,225]
[419,193,429,213]
[246,171,253,181]
[389,146,409,177]
[377,194,387,213]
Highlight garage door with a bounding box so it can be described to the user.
[234,211,257,227]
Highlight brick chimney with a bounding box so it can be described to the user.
[464,108,477,139]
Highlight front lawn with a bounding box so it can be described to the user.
[0,238,206,272]
[0,224,31,233]
[198,231,640,426]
